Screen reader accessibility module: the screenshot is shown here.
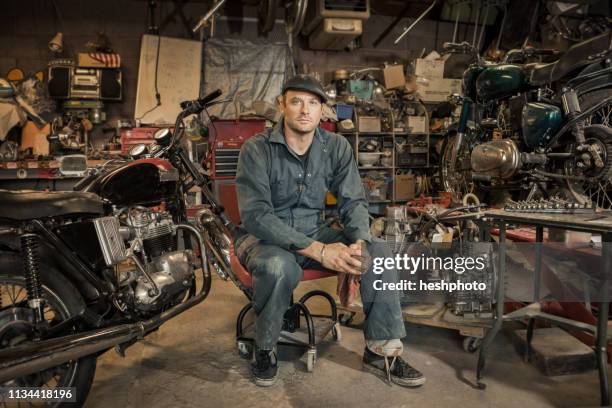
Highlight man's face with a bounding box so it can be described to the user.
[279,90,323,135]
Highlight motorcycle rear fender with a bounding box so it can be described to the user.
[0,233,102,304]
[571,64,612,96]
[0,251,88,318]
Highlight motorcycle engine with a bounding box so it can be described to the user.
[470,139,521,179]
[115,208,195,313]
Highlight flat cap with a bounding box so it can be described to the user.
[282,74,327,102]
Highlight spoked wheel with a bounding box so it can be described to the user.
[581,89,612,129]
[0,259,96,407]
[565,125,612,209]
[440,133,475,200]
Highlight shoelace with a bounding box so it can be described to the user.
[384,356,416,383]
[255,350,276,369]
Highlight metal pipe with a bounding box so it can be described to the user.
[0,280,208,382]
[472,4,480,47]
[128,253,160,296]
[477,6,489,50]
[192,0,227,33]
[394,0,437,45]
[452,6,460,43]
[495,4,508,52]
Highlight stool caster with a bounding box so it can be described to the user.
[237,340,253,359]
[462,336,482,353]
[306,348,317,372]
[339,312,356,326]
[332,322,342,342]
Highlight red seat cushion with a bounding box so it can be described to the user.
[230,246,335,289]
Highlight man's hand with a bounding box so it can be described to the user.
[297,241,362,275]
[321,242,362,275]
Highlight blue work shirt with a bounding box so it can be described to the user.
[235,119,371,251]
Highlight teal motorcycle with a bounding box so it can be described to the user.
[440,31,612,208]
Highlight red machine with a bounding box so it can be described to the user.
[209,120,266,224]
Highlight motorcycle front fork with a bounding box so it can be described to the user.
[449,97,473,173]
[562,87,603,168]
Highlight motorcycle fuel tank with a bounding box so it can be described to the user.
[476,65,528,101]
[462,65,484,100]
[521,102,562,148]
[95,159,179,206]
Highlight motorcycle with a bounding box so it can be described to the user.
[440,31,612,207]
[0,90,236,406]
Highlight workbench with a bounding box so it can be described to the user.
[479,209,612,406]
[0,159,106,190]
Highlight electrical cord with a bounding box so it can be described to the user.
[136,4,162,121]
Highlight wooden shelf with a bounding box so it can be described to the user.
[358,166,393,170]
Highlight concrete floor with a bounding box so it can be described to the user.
[85,275,605,408]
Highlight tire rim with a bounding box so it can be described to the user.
[0,278,79,408]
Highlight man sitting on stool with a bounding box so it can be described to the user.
[234,75,425,387]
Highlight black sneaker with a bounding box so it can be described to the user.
[362,347,426,387]
[251,348,278,387]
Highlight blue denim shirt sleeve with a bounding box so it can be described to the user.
[236,139,315,251]
[330,136,372,243]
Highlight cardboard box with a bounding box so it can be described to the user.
[417,78,462,102]
[415,58,445,79]
[21,121,50,156]
[407,116,428,134]
[358,116,381,133]
[383,64,405,90]
[395,174,415,201]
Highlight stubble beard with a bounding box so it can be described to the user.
[286,118,317,136]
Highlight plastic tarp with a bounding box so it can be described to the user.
[203,38,294,120]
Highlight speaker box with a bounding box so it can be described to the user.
[47,66,122,101]
[48,66,71,99]
[100,69,122,101]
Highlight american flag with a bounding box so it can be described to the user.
[88,53,121,68]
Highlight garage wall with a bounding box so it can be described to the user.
[0,0,477,128]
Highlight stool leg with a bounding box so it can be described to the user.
[236,303,253,339]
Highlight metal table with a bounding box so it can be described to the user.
[479,209,612,406]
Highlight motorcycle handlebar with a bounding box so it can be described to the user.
[180,89,223,115]
[443,41,475,54]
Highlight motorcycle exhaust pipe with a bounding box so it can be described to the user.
[0,280,206,383]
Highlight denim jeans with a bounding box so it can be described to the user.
[235,227,406,350]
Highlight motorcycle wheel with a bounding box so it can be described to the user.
[565,125,612,208]
[0,254,96,408]
[581,89,612,129]
[439,132,475,199]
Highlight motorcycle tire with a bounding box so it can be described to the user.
[579,88,612,130]
[0,252,97,408]
[565,124,612,208]
[439,132,475,199]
